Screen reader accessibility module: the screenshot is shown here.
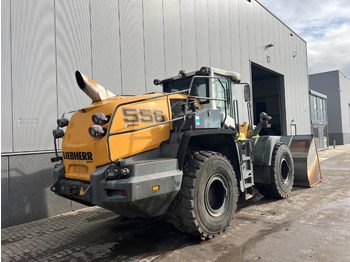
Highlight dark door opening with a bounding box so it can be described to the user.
[251,63,285,136]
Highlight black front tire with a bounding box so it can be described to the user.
[257,143,294,199]
[169,151,238,239]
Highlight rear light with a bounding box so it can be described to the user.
[88,125,105,137]
[53,128,64,139]
[57,118,69,127]
[106,168,131,180]
[92,113,109,125]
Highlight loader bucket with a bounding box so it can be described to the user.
[288,135,322,187]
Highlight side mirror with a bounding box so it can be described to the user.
[244,84,251,102]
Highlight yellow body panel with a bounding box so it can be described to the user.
[238,122,250,140]
[62,93,188,182]
[108,95,171,161]
[62,96,124,181]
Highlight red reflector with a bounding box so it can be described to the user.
[266,124,271,128]
[122,191,127,196]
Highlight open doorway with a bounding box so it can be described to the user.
[251,63,286,136]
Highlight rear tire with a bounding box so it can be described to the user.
[169,151,238,239]
[257,143,294,199]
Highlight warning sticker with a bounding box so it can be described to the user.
[79,186,85,196]
[195,116,200,126]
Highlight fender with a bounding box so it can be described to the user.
[177,129,236,170]
[252,135,282,166]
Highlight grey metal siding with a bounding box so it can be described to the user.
[11,0,57,151]
[91,0,121,94]
[310,70,350,145]
[194,0,210,68]
[143,0,165,92]
[119,0,145,95]
[338,71,350,135]
[229,0,241,72]
[180,0,197,72]
[218,0,232,70]
[2,153,84,228]
[1,0,13,153]
[2,0,311,153]
[237,0,249,82]
[208,0,221,68]
[309,72,342,134]
[253,2,263,64]
[56,0,92,114]
[163,0,182,77]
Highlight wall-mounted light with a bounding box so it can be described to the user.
[265,44,274,49]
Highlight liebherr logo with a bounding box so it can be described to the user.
[63,152,93,161]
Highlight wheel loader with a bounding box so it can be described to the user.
[51,66,321,239]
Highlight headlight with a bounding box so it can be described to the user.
[57,118,69,127]
[53,128,64,139]
[92,113,109,125]
[88,125,105,137]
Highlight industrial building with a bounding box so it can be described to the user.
[309,70,350,145]
[2,0,311,227]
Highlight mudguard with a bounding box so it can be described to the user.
[252,136,281,166]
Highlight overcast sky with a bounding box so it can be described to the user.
[258,0,350,77]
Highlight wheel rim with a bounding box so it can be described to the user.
[204,174,229,217]
[281,157,290,184]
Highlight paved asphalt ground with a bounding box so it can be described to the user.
[2,144,350,262]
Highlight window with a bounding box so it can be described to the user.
[311,96,327,122]
[214,79,227,112]
[163,76,209,104]
[312,96,317,121]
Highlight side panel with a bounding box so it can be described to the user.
[108,97,171,161]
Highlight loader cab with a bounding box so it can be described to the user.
[160,67,242,129]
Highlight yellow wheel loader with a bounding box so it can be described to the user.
[51,67,321,239]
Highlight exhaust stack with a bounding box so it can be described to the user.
[75,71,115,102]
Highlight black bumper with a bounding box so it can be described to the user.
[51,158,182,218]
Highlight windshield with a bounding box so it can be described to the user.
[162,77,209,104]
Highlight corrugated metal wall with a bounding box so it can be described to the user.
[1,0,311,154]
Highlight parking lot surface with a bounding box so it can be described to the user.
[2,144,350,262]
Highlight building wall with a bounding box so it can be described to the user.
[309,70,350,145]
[338,71,350,144]
[1,0,310,227]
